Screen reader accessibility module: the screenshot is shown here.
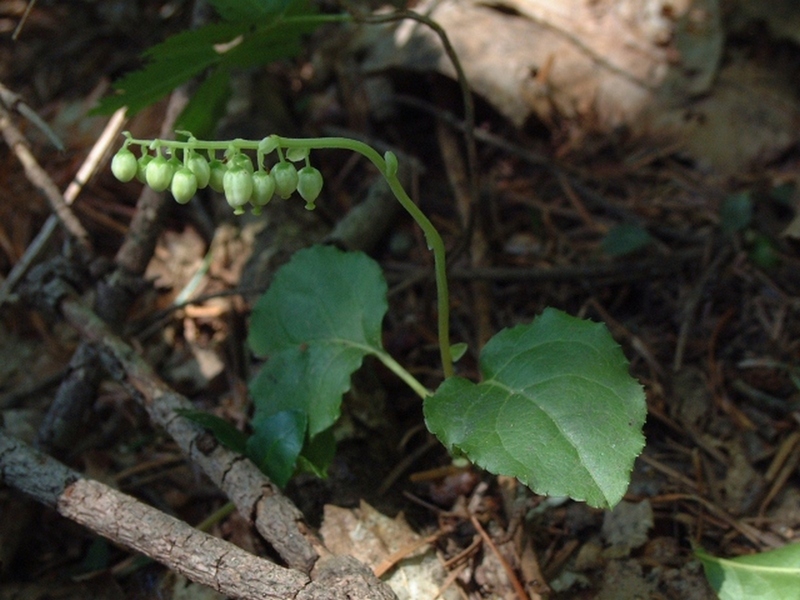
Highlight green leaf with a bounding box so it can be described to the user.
[601,223,652,257]
[248,245,388,439]
[720,191,753,235]
[220,18,317,70]
[296,426,336,478]
[93,22,244,115]
[175,67,231,139]
[450,342,468,362]
[424,308,646,509]
[176,409,248,454]
[697,543,800,600]
[246,409,307,487]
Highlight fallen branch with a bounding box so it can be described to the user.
[0,429,305,599]
[60,294,321,571]
[55,293,397,598]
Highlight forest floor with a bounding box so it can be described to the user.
[1,1,800,599]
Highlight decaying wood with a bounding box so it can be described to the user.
[0,430,309,599]
[359,0,800,173]
[362,0,722,128]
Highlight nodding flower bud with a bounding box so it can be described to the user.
[136,154,153,183]
[271,161,299,199]
[171,167,198,204]
[223,166,253,215]
[187,153,211,189]
[297,166,323,210]
[251,170,276,209]
[145,155,174,192]
[208,159,226,193]
[111,148,138,182]
[229,153,254,174]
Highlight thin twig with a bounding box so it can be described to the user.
[0,108,126,306]
[59,295,322,573]
[11,0,36,40]
[469,514,529,600]
[0,81,64,150]
[0,104,91,252]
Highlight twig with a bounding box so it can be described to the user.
[0,107,126,306]
[469,514,529,600]
[0,430,310,600]
[0,81,64,150]
[0,103,91,252]
[57,294,398,599]
[373,531,442,578]
[59,295,321,573]
[11,0,36,40]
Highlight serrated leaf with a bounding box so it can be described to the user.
[424,308,646,509]
[697,544,800,600]
[246,409,306,487]
[93,22,244,115]
[248,245,388,439]
[175,67,231,139]
[176,409,248,454]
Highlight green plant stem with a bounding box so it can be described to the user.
[195,501,236,533]
[124,134,455,378]
[373,350,430,399]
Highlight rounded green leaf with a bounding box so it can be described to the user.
[248,245,388,437]
[697,543,800,600]
[246,409,307,488]
[424,308,646,509]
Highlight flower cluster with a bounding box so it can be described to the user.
[111,133,324,215]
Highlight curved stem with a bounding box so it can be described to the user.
[374,350,430,400]
[122,134,455,379]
